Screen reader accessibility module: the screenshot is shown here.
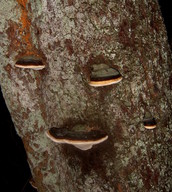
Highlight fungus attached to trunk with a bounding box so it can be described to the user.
[29,178,37,189]
[143,112,157,129]
[46,124,108,150]
[15,55,45,70]
[89,64,122,87]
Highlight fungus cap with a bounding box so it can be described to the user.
[46,125,108,150]
[143,117,156,129]
[89,64,122,87]
[15,55,45,70]
[29,178,37,189]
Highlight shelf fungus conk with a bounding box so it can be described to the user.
[89,64,122,87]
[29,178,37,189]
[15,55,45,70]
[46,124,108,150]
[143,116,157,129]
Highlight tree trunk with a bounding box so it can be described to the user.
[0,0,172,191]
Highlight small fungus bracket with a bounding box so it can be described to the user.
[143,112,157,129]
[15,55,45,70]
[89,63,122,87]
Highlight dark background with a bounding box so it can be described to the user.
[158,0,172,48]
[0,1,171,191]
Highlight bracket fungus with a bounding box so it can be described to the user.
[29,178,37,189]
[89,64,122,87]
[15,55,45,70]
[46,124,108,150]
[143,113,157,129]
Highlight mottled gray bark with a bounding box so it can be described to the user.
[0,0,172,191]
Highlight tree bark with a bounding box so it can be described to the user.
[0,0,172,191]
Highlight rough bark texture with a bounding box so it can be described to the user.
[0,0,172,191]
